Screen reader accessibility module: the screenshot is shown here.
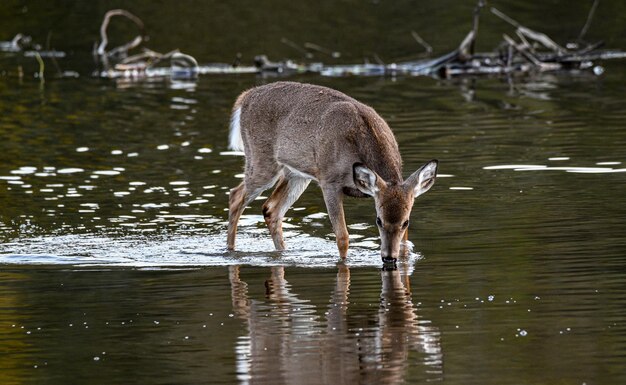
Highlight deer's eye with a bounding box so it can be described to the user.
[376,217,383,227]
[402,220,409,229]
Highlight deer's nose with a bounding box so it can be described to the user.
[381,248,397,263]
[381,243,399,263]
[382,255,396,263]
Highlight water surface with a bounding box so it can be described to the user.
[1,1,626,384]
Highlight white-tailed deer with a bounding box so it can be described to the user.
[227,81,438,262]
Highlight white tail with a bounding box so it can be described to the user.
[228,107,244,152]
[226,82,438,262]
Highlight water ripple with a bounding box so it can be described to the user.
[0,233,421,269]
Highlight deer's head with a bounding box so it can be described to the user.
[354,160,438,263]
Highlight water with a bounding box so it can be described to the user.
[1,1,626,384]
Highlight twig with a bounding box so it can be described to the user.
[151,49,181,68]
[502,34,561,71]
[490,7,521,28]
[578,0,600,42]
[515,29,532,50]
[46,31,63,77]
[577,40,604,55]
[121,48,163,65]
[171,52,199,69]
[502,34,541,65]
[232,52,242,67]
[457,1,485,60]
[470,0,486,56]
[369,52,385,65]
[519,27,566,54]
[458,30,476,60]
[410,31,432,54]
[280,38,313,59]
[34,51,45,83]
[506,42,514,68]
[304,42,340,58]
[491,7,566,54]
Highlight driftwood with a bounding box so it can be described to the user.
[316,1,626,78]
[6,2,624,82]
[435,3,626,78]
[231,0,626,79]
[94,9,204,80]
[96,9,145,61]
[91,1,626,82]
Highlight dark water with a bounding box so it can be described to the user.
[1,1,626,384]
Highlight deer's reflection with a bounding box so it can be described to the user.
[229,264,442,384]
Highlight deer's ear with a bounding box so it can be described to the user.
[353,164,381,196]
[405,160,438,198]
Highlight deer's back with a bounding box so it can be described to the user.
[237,82,403,184]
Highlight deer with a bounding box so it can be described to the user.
[226,81,438,263]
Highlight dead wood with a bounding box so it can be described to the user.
[94,9,204,80]
[491,7,566,54]
[410,31,432,56]
[88,3,625,82]
[96,9,145,59]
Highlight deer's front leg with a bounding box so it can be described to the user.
[321,186,349,258]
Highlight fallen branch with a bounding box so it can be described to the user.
[94,9,203,81]
[88,3,626,82]
[491,7,566,54]
[96,9,145,58]
[410,31,432,55]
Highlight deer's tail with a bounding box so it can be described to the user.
[228,90,250,152]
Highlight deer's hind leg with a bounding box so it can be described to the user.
[262,170,311,250]
[227,161,281,251]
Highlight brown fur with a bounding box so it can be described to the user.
[227,81,438,261]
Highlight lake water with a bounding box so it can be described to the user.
[1,1,625,384]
